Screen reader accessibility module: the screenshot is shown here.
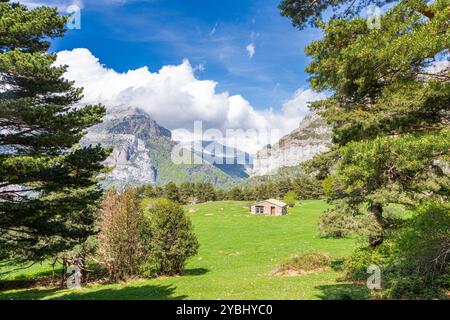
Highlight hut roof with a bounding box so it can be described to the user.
[254,199,287,207]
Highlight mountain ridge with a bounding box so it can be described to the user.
[252,113,332,176]
[82,107,248,189]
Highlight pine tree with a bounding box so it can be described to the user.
[279,0,437,29]
[215,188,227,201]
[179,182,194,204]
[282,0,449,244]
[164,182,180,203]
[136,184,157,198]
[0,1,109,261]
[229,186,244,201]
[276,179,292,198]
[281,0,449,297]
[195,182,216,203]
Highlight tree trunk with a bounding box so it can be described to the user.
[60,256,68,287]
[405,0,435,20]
[368,203,384,247]
[369,203,383,225]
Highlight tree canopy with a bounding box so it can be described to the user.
[0,1,109,261]
[281,0,449,245]
[279,0,435,29]
[281,0,449,297]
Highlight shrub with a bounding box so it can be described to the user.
[388,201,450,298]
[141,199,199,276]
[275,252,331,274]
[97,188,144,281]
[344,201,450,299]
[343,241,396,281]
[396,201,449,278]
[283,191,297,207]
[322,176,334,198]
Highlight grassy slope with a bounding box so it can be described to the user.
[147,138,237,188]
[0,200,369,300]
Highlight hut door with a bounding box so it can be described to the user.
[271,206,276,215]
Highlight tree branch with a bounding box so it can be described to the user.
[405,0,435,20]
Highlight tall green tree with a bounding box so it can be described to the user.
[179,182,194,203]
[0,1,109,261]
[279,0,435,29]
[136,184,158,199]
[283,191,297,207]
[276,179,292,198]
[195,182,216,203]
[282,0,449,244]
[281,0,449,297]
[229,186,244,201]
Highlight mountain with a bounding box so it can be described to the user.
[82,107,244,189]
[80,108,330,187]
[182,140,253,180]
[252,113,332,176]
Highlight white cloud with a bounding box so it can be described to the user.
[246,43,256,59]
[56,48,325,153]
[17,0,143,10]
[282,88,326,117]
[210,22,218,36]
[17,0,83,10]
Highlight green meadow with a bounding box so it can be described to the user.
[0,200,369,300]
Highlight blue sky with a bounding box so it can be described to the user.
[19,0,327,153]
[36,0,323,110]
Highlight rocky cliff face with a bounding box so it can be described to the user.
[82,107,166,188]
[82,108,330,187]
[82,107,241,189]
[106,108,172,140]
[252,114,332,176]
[185,140,253,179]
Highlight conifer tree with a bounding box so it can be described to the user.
[282,0,449,244]
[164,182,180,203]
[0,1,109,261]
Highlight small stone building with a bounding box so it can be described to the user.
[251,199,288,216]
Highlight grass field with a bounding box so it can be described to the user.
[0,200,370,300]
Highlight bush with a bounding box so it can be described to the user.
[275,252,331,274]
[322,176,334,198]
[283,191,297,207]
[97,188,144,281]
[141,199,199,276]
[344,201,450,299]
[388,201,450,298]
[396,201,449,277]
[343,241,396,281]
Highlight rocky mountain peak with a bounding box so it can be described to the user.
[82,107,242,189]
[252,113,332,176]
[105,107,172,140]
